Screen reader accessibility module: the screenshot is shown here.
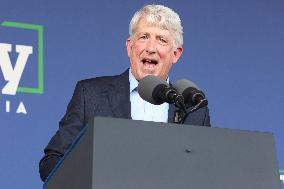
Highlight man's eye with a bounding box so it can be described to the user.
[159,38,167,43]
[139,35,147,39]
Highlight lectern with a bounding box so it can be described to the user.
[44,117,281,189]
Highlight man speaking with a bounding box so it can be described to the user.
[39,4,211,181]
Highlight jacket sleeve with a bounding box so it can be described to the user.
[39,81,86,182]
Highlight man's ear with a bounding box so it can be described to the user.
[126,38,132,57]
[172,47,183,64]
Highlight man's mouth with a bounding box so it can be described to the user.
[142,58,158,65]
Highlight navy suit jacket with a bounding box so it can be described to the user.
[39,69,210,181]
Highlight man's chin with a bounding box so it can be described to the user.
[138,71,165,81]
[135,72,156,80]
[142,69,157,76]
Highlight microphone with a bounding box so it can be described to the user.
[138,75,183,105]
[173,79,208,108]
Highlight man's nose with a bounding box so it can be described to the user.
[145,39,157,54]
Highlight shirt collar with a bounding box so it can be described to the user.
[129,68,170,93]
[129,68,139,93]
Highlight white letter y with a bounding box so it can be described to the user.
[0,43,33,95]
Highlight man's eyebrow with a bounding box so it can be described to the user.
[157,34,166,38]
[137,32,167,37]
[137,32,150,35]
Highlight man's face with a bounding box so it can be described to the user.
[126,18,183,81]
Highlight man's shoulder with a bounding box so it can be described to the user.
[76,69,129,90]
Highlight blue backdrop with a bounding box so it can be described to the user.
[0,0,283,188]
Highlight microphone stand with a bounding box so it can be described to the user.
[173,99,208,124]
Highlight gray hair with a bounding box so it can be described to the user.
[129,4,183,48]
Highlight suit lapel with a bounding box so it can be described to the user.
[106,70,131,119]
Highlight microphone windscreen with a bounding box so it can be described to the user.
[138,75,169,105]
[173,79,200,95]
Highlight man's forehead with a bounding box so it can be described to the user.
[137,17,169,31]
[134,20,171,37]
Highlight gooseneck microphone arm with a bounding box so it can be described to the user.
[173,79,208,124]
[173,98,208,124]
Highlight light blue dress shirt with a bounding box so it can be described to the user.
[129,69,169,123]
